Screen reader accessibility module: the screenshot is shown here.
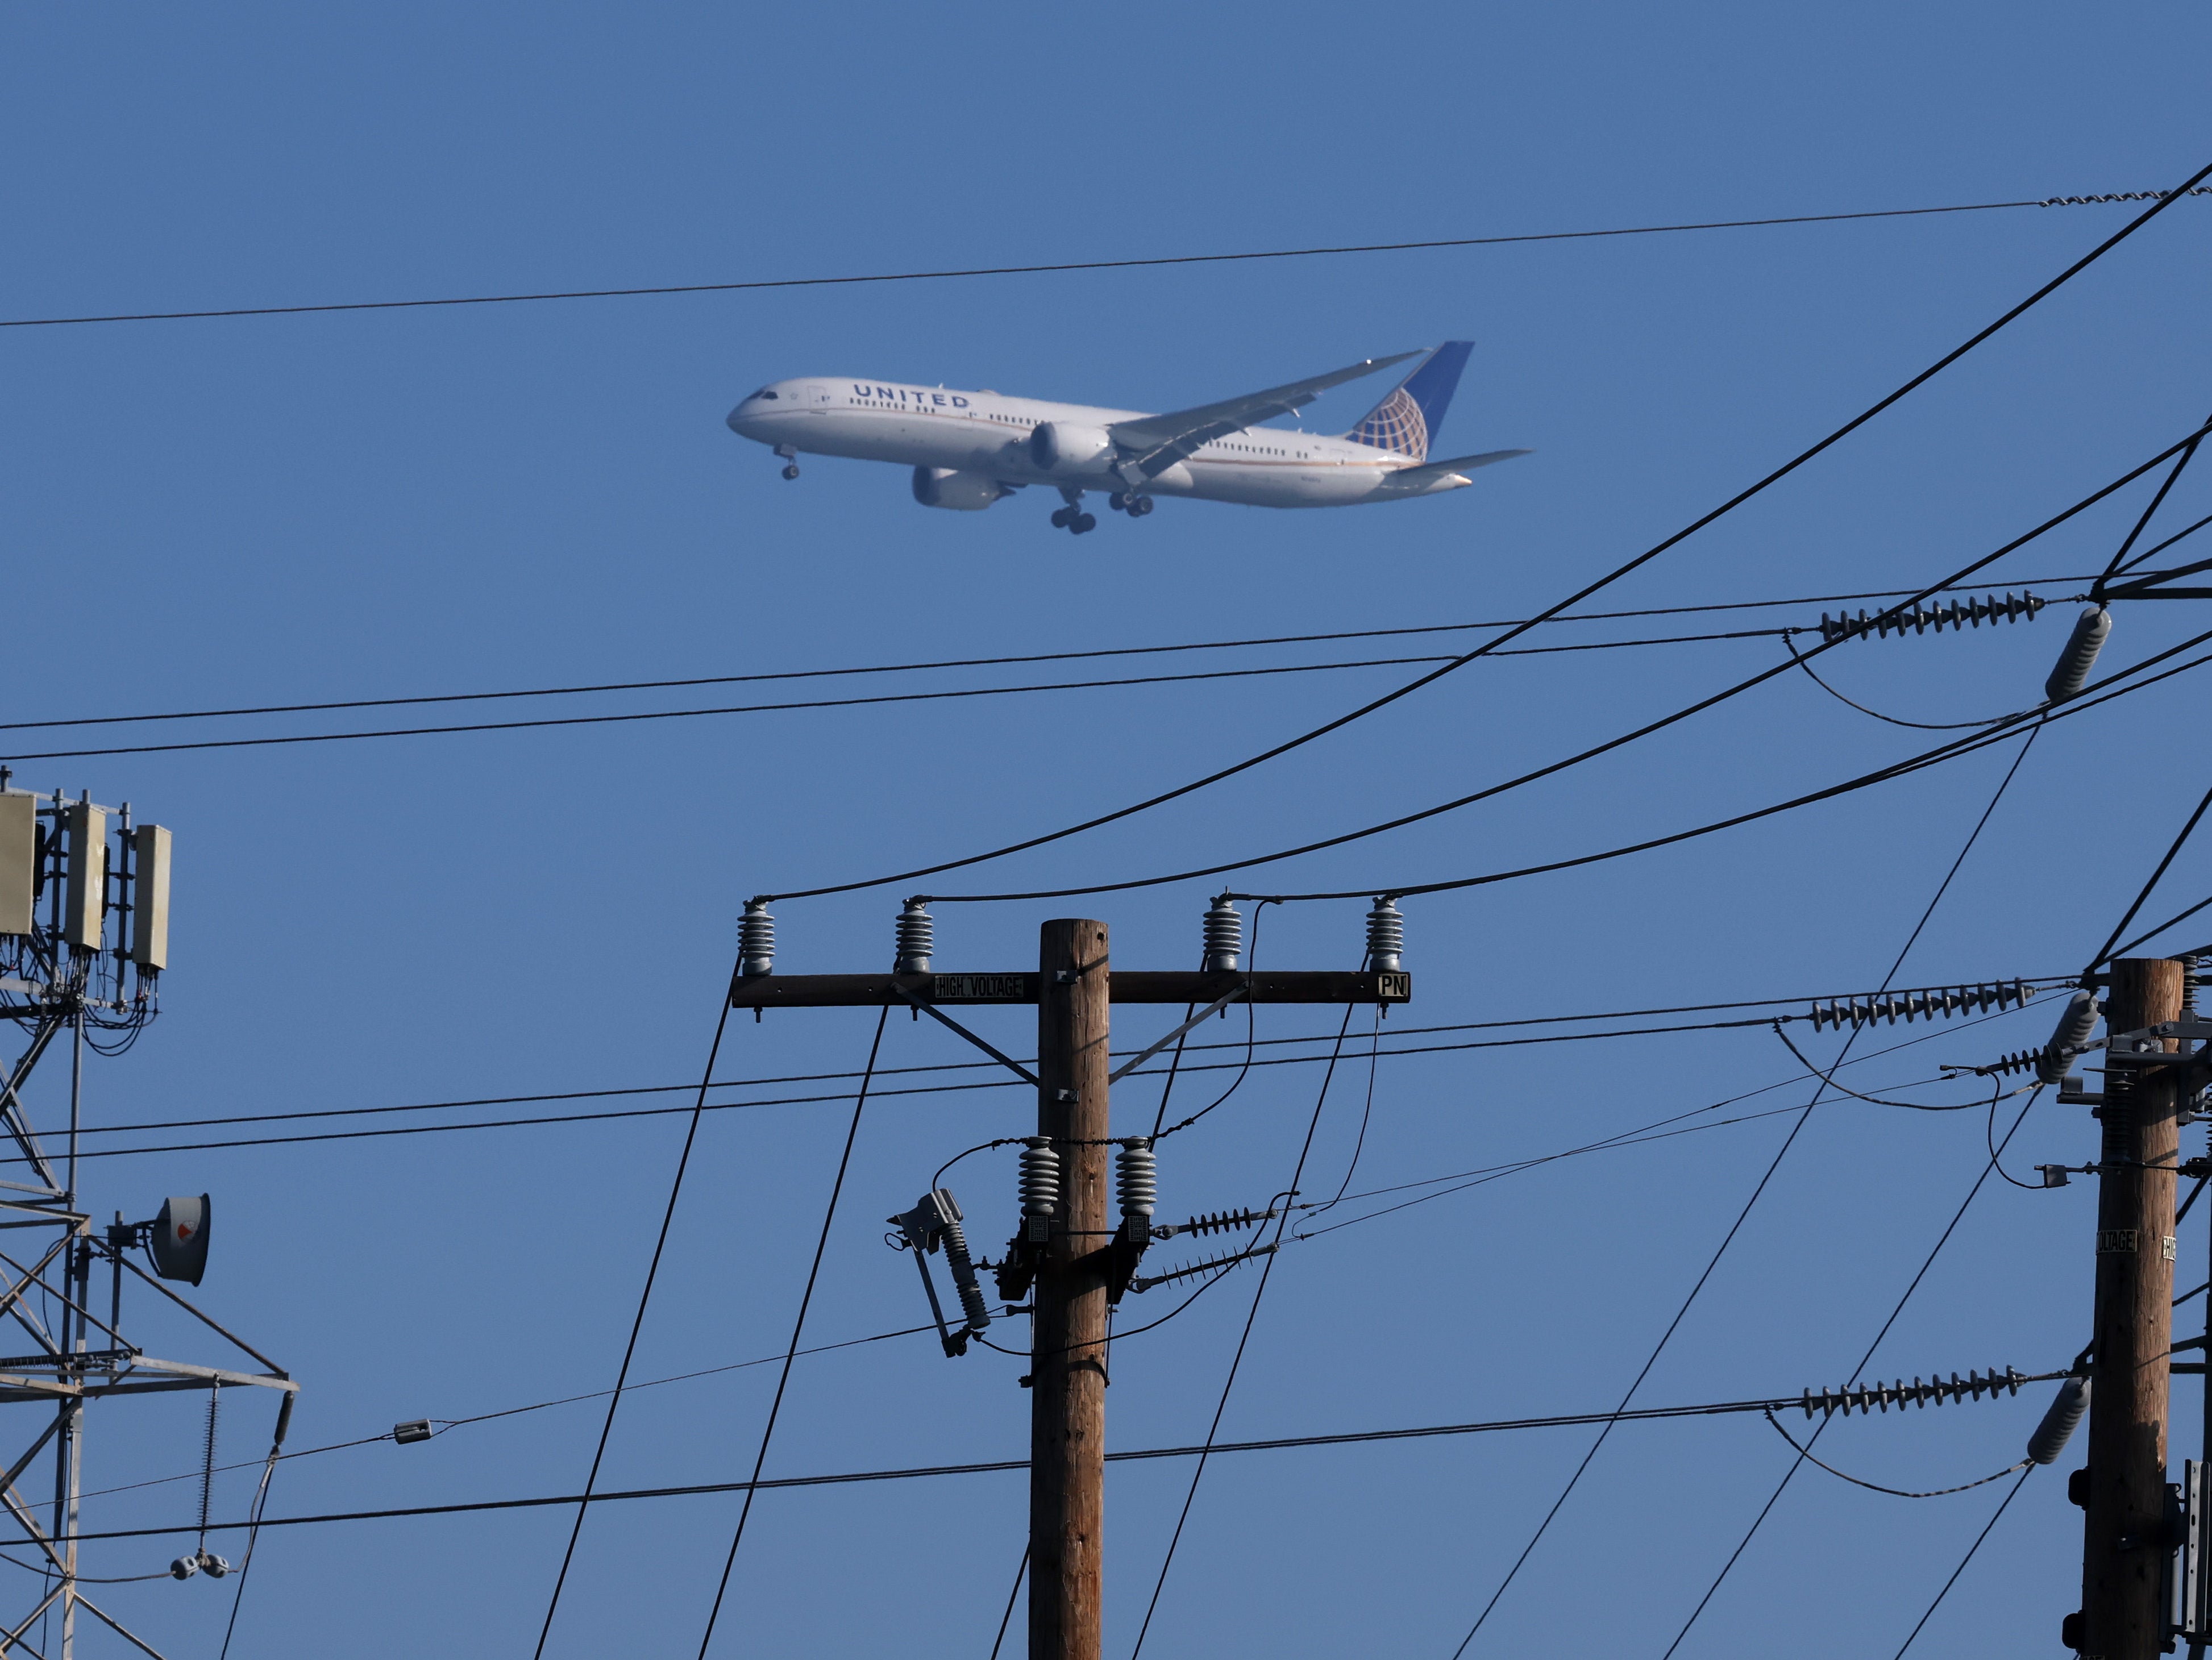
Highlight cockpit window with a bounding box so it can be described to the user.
[751,388,778,400]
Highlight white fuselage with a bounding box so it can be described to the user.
[726,377,1477,508]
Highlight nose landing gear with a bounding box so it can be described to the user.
[775,443,800,481]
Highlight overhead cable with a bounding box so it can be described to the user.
[0,579,2106,737]
[32,1012,2055,1165]
[693,1010,887,1658]
[755,167,2212,905]
[2084,775,2212,971]
[918,421,2212,904]
[528,970,747,1657]
[1888,1468,2037,1659]
[7,191,2205,331]
[53,1370,2068,1545]
[1212,618,2212,906]
[1654,1087,2046,1655]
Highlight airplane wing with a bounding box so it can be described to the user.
[1108,351,1422,480]
[1376,447,1533,487]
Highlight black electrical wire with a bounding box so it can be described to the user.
[928,425,2212,906]
[1101,1004,1344,1659]
[2111,511,2212,583]
[11,585,2083,736]
[1299,1000,2039,1230]
[0,652,1482,764]
[693,1007,887,1659]
[2084,774,2212,972]
[2109,891,2212,962]
[10,193,2201,331]
[1452,706,2034,1655]
[1758,1411,2026,1497]
[1781,633,2023,731]
[1654,1091,2043,1657]
[987,1547,1027,1660]
[15,1009,2055,1167]
[41,980,2074,1146]
[79,1322,946,1505]
[46,1370,2070,1546]
[1217,617,2212,906]
[1889,1467,2036,1659]
[529,970,745,1659]
[748,170,2210,906]
[2095,409,2212,597]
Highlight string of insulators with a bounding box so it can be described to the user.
[894,899,933,974]
[1129,1241,1277,1294]
[1018,1138,1061,1218]
[1152,1206,1278,1241]
[1807,979,2035,1031]
[1367,897,1404,973]
[1798,1366,2024,1419]
[1816,592,2043,644]
[2041,189,2212,205]
[1116,1138,1157,1223]
[738,900,775,979]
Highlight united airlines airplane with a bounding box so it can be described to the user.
[725,342,1528,534]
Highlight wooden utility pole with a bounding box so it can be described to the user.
[2081,956,2186,1660]
[1031,920,1110,1660]
[726,899,1409,1660]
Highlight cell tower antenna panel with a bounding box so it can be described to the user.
[130,826,170,971]
[0,796,32,939]
[63,804,104,952]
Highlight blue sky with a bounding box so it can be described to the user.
[5,3,2212,1655]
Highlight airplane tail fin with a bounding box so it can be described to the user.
[1342,341,1473,461]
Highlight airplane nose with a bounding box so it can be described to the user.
[726,402,751,434]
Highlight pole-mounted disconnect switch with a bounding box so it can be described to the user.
[889,1188,991,1357]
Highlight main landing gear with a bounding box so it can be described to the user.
[775,443,800,481]
[1050,488,1096,535]
[1108,492,1155,518]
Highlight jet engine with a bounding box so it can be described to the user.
[1026,422,1116,477]
[912,467,1012,511]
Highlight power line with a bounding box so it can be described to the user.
[1890,1467,2037,1659]
[693,1009,885,1658]
[1129,1009,1358,1658]
[1211,619,2212,906]
[1449,709,2036,1653]
[2085,774,2212,971]
[1654,1089,2045,1654]
[7,192,2202,331]
[752,168,2212,906]
[52,1373,2067,1545]
[0,651,1621,764]
[0,580,2100,738]
[918,422,2212,904]
[30,1008,2053,1164]
[48,980,2073,1144]
[529,968,745,1658]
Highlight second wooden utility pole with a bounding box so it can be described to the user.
[2081,955,2186,1660]
[1032,918,1109,1660]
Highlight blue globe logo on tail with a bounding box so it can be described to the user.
[1344,341,1475,462]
